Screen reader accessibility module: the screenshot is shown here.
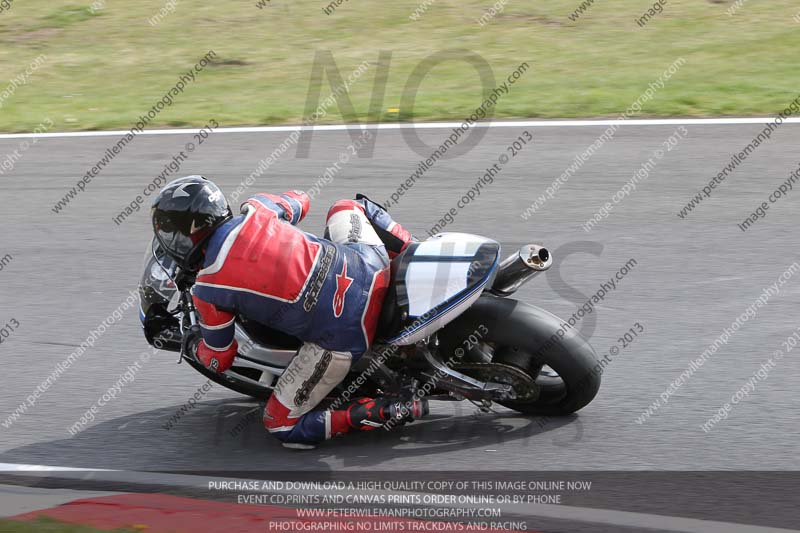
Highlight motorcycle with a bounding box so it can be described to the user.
[139,230,601,417]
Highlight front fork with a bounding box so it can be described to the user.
[178,289,200,364]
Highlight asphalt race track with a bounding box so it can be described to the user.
[1,122,799,529]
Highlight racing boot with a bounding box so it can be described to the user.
[333,397,429,434]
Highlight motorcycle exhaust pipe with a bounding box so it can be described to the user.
[490,244,552,297]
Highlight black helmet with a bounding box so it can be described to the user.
[151,176,232,270]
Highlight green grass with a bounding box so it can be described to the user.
[0,0,799,131]
[0,517,137,532]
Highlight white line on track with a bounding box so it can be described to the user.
[0,463,113,472]
[0,117,798,140]
[0,463,797,532]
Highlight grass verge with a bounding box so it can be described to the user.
[0,0,798,131]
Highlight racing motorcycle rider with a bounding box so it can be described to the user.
[151,176,428,449]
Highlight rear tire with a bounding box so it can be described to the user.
[438,296,601,416]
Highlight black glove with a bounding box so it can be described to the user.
[355,193,388,212]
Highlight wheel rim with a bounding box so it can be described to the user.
[467,341,569,407]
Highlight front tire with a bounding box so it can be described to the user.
[438,296,601,416]
[186,358,271,400]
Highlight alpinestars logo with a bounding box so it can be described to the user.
[333,258,353,318]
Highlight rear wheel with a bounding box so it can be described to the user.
[438,296,601,416]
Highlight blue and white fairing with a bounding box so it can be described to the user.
[383,232,501,346]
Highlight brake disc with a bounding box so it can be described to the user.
[452,362,539,401]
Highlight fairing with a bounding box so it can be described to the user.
[381,233,501,345]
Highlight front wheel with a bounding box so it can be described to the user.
[185,357,272,400]
[437,296,601,416]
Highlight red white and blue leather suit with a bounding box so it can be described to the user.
[191,191,411,445]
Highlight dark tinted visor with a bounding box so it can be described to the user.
[153,210,195,266]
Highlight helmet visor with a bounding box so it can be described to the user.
[153,210,197,268]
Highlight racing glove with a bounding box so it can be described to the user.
[192,295,238,373]
[354,193,414,257]
[196,339,238,373]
